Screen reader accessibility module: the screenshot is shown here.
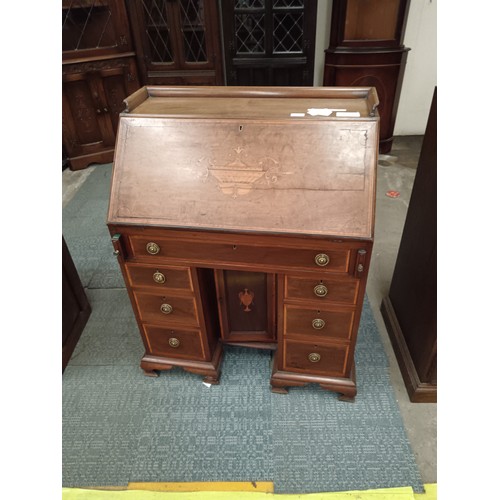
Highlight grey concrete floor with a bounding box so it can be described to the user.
[62,135,436,484]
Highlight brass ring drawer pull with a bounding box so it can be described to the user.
[160,303,173,314]
[312,318,325,330]
[313,284,328,297]
[308,352,321,363]
[153,271,166,284]
[168,337,180,348]
[146,242,160,255]
[315,253,329,266]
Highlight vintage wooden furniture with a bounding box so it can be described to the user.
[381,87,436,403]
[126,0,224,86]
[63,237,91,372]
[323,0,410,153]
[62,0,141,170]
[220,0,317,86]
[107,85,379,401]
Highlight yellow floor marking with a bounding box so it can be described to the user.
[415,484,437,500]
[127,481,274,492]
[63,485,418,499]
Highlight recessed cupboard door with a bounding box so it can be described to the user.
[62,57,140,170]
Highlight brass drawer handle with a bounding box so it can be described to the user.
[308,352,321,363]
[160,303,173,314]
[313,284,328,297]
[146,242,160,255]
[315,253,329,267]
[153,271,166,284]
[168,337,180,348]
[312,318,325,330]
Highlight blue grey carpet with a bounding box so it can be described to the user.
[62,164,423,493]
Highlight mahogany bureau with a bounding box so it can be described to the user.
[107,86,379,401]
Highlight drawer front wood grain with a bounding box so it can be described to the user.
[126,264,193,291]
[283,340,349,377]
[285,275,359,305]
[127,235,350,273]
[143,326,206,360]
[284,304,354,342]
[134,291,199,326]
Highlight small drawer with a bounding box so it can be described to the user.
[284,304,354,341]
[283,339,349,377]
[285,275,359,305]
[126,264,193,291]
[134,291,199,327]
[143,326,206,361]
[127,235,350,273]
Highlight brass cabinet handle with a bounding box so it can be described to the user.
[168,337,180,348]
[146,242,160,255]
[160,303,173,314]
[313,284,328,297]
[153,271,166,284]
[312,318,325,330]
[308,352,321,363]
[315,253,329,266]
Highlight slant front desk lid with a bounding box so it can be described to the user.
[108,86,379,239]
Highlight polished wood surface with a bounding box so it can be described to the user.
[62,237,91,372]
[125,264,193,291]
[215,270,276,344]
[109,86,378,239]
[143,326,207,361]
[381,88,436,403]
[324,0,410,153]
[62,0,141,170]
[220,0,317,86]
[284,304,355,342]
[126,0,224,86]
[107,86,378,398]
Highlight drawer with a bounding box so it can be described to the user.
[126,263,193,291]
[134,291,199,327]
[127,235,350,273]
[284,275,359,305]
[284,304,354,342]
[283,340,349,377]
[143,326,206,361]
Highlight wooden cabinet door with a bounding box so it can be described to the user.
[221,0,317,86]
[62,70,112,159]
[62,58,140,160]
[97,59,141,135]
[128,0,223,85]
[62,0,133,61]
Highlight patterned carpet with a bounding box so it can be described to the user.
[62,164,423,493]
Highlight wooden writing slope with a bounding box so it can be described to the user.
[108,86,379,401]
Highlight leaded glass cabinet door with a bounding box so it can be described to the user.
[62,0,133,61]
[221,0,317,86]
[127,0,224,85]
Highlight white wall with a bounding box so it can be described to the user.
[313,0,437,136]
[394,0,437,135]
[313,0,333,86]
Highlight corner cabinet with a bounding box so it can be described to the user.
[126,0,224,85]
[107,86,379,401]
[62,0,141,170]
[323,0,411,154]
